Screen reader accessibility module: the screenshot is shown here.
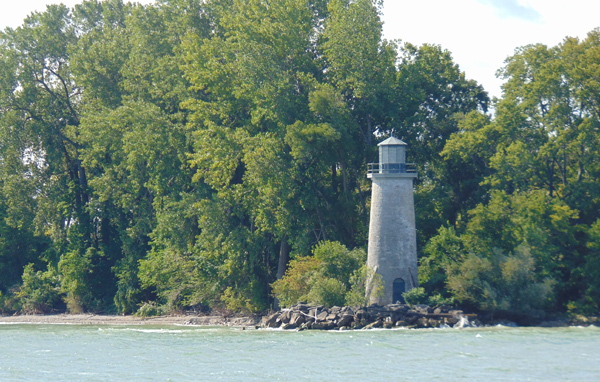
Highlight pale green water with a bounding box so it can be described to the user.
[1,324,599,381]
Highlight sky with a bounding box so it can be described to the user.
[1,0,600,99]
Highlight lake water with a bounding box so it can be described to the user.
[0,324,598,381]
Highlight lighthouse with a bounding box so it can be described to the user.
[366,137,418,305]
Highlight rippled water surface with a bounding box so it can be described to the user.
[1,324,599,381]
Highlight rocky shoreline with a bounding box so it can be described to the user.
[1,305,597,329]
[260,303,479,330]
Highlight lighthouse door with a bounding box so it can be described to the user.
[393,278,406,304]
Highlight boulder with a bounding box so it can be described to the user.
[354,308,368,321]
[295,304,311,312]
[337,313,354,328]
[389,304,410,313]
[415,317,429,328]
[362,320,383,329]
[289,312,305,326]
[415,304,433,314]
[316,311,329,322]
[312,321,336,330]
[281,322,296,330]
[263,313,281,328]
[279,310,292,324]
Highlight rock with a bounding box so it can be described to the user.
[415,317,429,328]
[444,316,458,326]
[350,322,362,329]
[362,320,383,330]
[316,311,329,322]
[289,312,305,326]
[395,320,408,327]
[405,315,418,325]
[337,313,354,328]
[388,304,410,313]
[415,304,433,314]
[263,313,280,328]
[295,304,311,312]
[280,310,292,324]
[312,321,336,330]
[383,321,394,329]
[354,308,368,321]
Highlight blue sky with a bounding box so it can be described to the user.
[2,0,600,99]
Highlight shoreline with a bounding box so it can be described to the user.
[0,314,261,327]
[1,311,597,329]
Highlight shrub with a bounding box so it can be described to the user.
[402,287,427,306]
[312,241,366,287]
[272,241,367,308]
[58,248,96,313]
[446,246,554,318]
[271,256,321,307]
[16,263,62,314]
[136,301,167,317]
[427,293,454,307]
[220,286,264,313]
[306,277,347,307]
[346,265,383,306]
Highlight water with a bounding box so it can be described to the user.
[1,324,599,381]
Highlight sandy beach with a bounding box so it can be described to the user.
[0,314,262,326]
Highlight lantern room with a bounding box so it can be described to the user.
[378,136,407,173]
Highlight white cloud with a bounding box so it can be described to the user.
[382,0,600,99]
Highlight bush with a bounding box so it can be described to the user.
[271,241,367,308]
[446,246,554,318]
[427,293,455,307]
[312,241,366,287]
[402,287,427,306]
[346,265,383,306]
[136,301,167,317]
[306,277,347,307]
[220,286,264,313]
[58,248,96,313]
[16,263,62,314]
[271,256,321,307]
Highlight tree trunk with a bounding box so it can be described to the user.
[274,236,290,310]
[276,236,290,281]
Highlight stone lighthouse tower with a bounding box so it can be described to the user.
[366,137,418,305]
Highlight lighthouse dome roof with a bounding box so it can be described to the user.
[378,137,407,146]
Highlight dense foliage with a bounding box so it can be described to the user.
[0,0,598,318]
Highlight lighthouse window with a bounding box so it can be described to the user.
[393,278,406,304]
